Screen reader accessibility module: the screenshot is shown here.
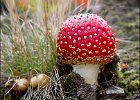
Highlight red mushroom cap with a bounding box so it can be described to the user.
[57,13,116,65]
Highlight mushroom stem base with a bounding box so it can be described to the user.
[73,64,100,85]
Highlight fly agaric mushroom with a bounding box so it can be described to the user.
[57,13,116,84]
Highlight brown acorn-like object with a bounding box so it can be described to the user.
[30,74,49,88]
[5,78,29,91]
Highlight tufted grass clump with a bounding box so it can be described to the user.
[1,0,59,78]
[1,0,139,99]
[1,0,75,99]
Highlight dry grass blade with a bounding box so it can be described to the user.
[1,0,139,99]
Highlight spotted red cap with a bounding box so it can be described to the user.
[57,13,116,65]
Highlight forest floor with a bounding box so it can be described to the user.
[0,0,139,100]
[97,0,140,99]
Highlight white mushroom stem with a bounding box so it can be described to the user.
[73,64,100,85]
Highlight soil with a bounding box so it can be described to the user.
[0,0,139,99]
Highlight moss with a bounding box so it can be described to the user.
[118,71,124,80]
[118,69,140,96]
[130,79,140,88]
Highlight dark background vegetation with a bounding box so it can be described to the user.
[0,0,139,99]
